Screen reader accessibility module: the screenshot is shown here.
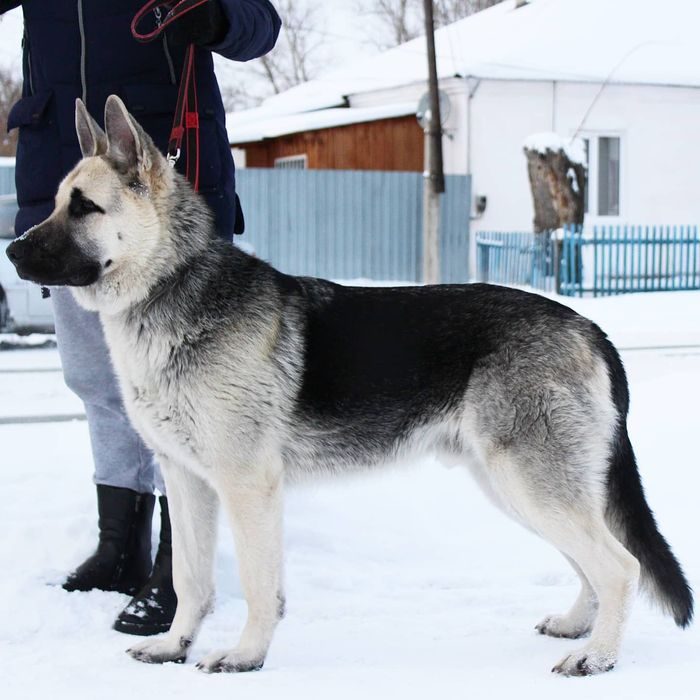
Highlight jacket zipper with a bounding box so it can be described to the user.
[76,5,176,107]
[77,0,87,102]
[22,28,35,95]
[154,7,177,85]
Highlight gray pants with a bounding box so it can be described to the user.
[52,288,165,494]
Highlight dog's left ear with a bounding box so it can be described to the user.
[104,95,158,175]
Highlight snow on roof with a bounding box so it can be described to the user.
[228,0,700,142]
[228,102,417,144]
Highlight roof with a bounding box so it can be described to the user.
[228,102,417,144]
[228,0,700,143]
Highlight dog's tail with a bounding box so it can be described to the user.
[600,338,693,628]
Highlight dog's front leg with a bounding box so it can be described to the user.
[197,458,284,673]
[127,457,219,665]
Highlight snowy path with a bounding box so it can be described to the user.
[1,292,699,699]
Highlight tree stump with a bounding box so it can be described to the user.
[523,135,587,291]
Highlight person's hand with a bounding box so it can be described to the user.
[166,0,229,47]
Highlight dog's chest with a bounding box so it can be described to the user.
[104,320,201,459]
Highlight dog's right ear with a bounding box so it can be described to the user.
[75,99,107,158]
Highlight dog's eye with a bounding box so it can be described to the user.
[69,188,105,218]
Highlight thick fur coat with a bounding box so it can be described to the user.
[7,96,693,676]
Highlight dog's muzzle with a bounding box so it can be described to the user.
[7,233,101,287]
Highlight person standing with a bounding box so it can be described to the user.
[1,0,281,635]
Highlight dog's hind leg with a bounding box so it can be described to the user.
[548,522,640,676]
[480,447,639,676]
[127,458,219,665]
[197,455,284,674]
[536,555,598,639]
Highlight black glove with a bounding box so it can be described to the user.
[166,0,229,47]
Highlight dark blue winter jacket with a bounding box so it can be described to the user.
[1,0,281,239]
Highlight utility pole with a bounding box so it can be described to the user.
[422,0,444,285]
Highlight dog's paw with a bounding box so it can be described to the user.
[552,648,616,676]
[536,614,591,639]
[126,635,191,665]
[195,648,265,674]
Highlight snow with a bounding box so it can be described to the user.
[1,289,699,699]
[524,132,587,166]
[247,0,700,120]
[227,102,417,144]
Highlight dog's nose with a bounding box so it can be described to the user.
[6,239,25,264]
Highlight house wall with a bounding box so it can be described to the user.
[235,78,700,278]
[236,115,424,171]
[468,80,700,236]
[355,79,700,229]
[348,77,469,177]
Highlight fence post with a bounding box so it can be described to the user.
[477,239,488,283]
[554,229,562,294]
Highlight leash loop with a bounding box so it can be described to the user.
[131,0,209,190]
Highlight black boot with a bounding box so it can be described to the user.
[113,496,178,636]
[63,485,155,595]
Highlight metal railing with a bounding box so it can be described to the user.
[476,230,558,293]
[560,224,700,296]
[477,225,700,297]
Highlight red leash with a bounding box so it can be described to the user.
[131,0,210,191]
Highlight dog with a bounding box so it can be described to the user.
[7,95,693,676]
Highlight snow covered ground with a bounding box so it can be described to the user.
[1,290,699,699]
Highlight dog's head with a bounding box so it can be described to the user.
[7,95,177,313]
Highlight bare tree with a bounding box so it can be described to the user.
[434,1,505,27]
[0,68,21,156]
[256,0,324,94]
[358,0,507,50]
[217,0,327,111]
[363,0,421,48]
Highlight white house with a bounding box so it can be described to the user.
[227,0,700,275]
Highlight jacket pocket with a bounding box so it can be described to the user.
[7,90,53,130]
[8,91,63,206]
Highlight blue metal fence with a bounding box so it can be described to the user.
[237,169,470,282]
[560,224,700,296]
[476,230,558,292]
[477,225,700,297]
[0,161,15,195]
[0,162,471,283]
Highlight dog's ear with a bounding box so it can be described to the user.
[75,98,107,158]
[103,95,158,175]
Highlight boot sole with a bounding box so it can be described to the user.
[62,580,146,596]
[112,619,173,636]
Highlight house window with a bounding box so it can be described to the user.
[580,135,621,217]
[274,155,307,170]
[598,137,620,216]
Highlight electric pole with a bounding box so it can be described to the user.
[422,0,444,285]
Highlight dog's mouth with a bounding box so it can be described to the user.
[12,260,101,288]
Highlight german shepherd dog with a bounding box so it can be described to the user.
[7,96,693,676]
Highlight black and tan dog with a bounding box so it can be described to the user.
[7,95,693,676]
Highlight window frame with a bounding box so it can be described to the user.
[273,154,308,170]
[579,133,624,219]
